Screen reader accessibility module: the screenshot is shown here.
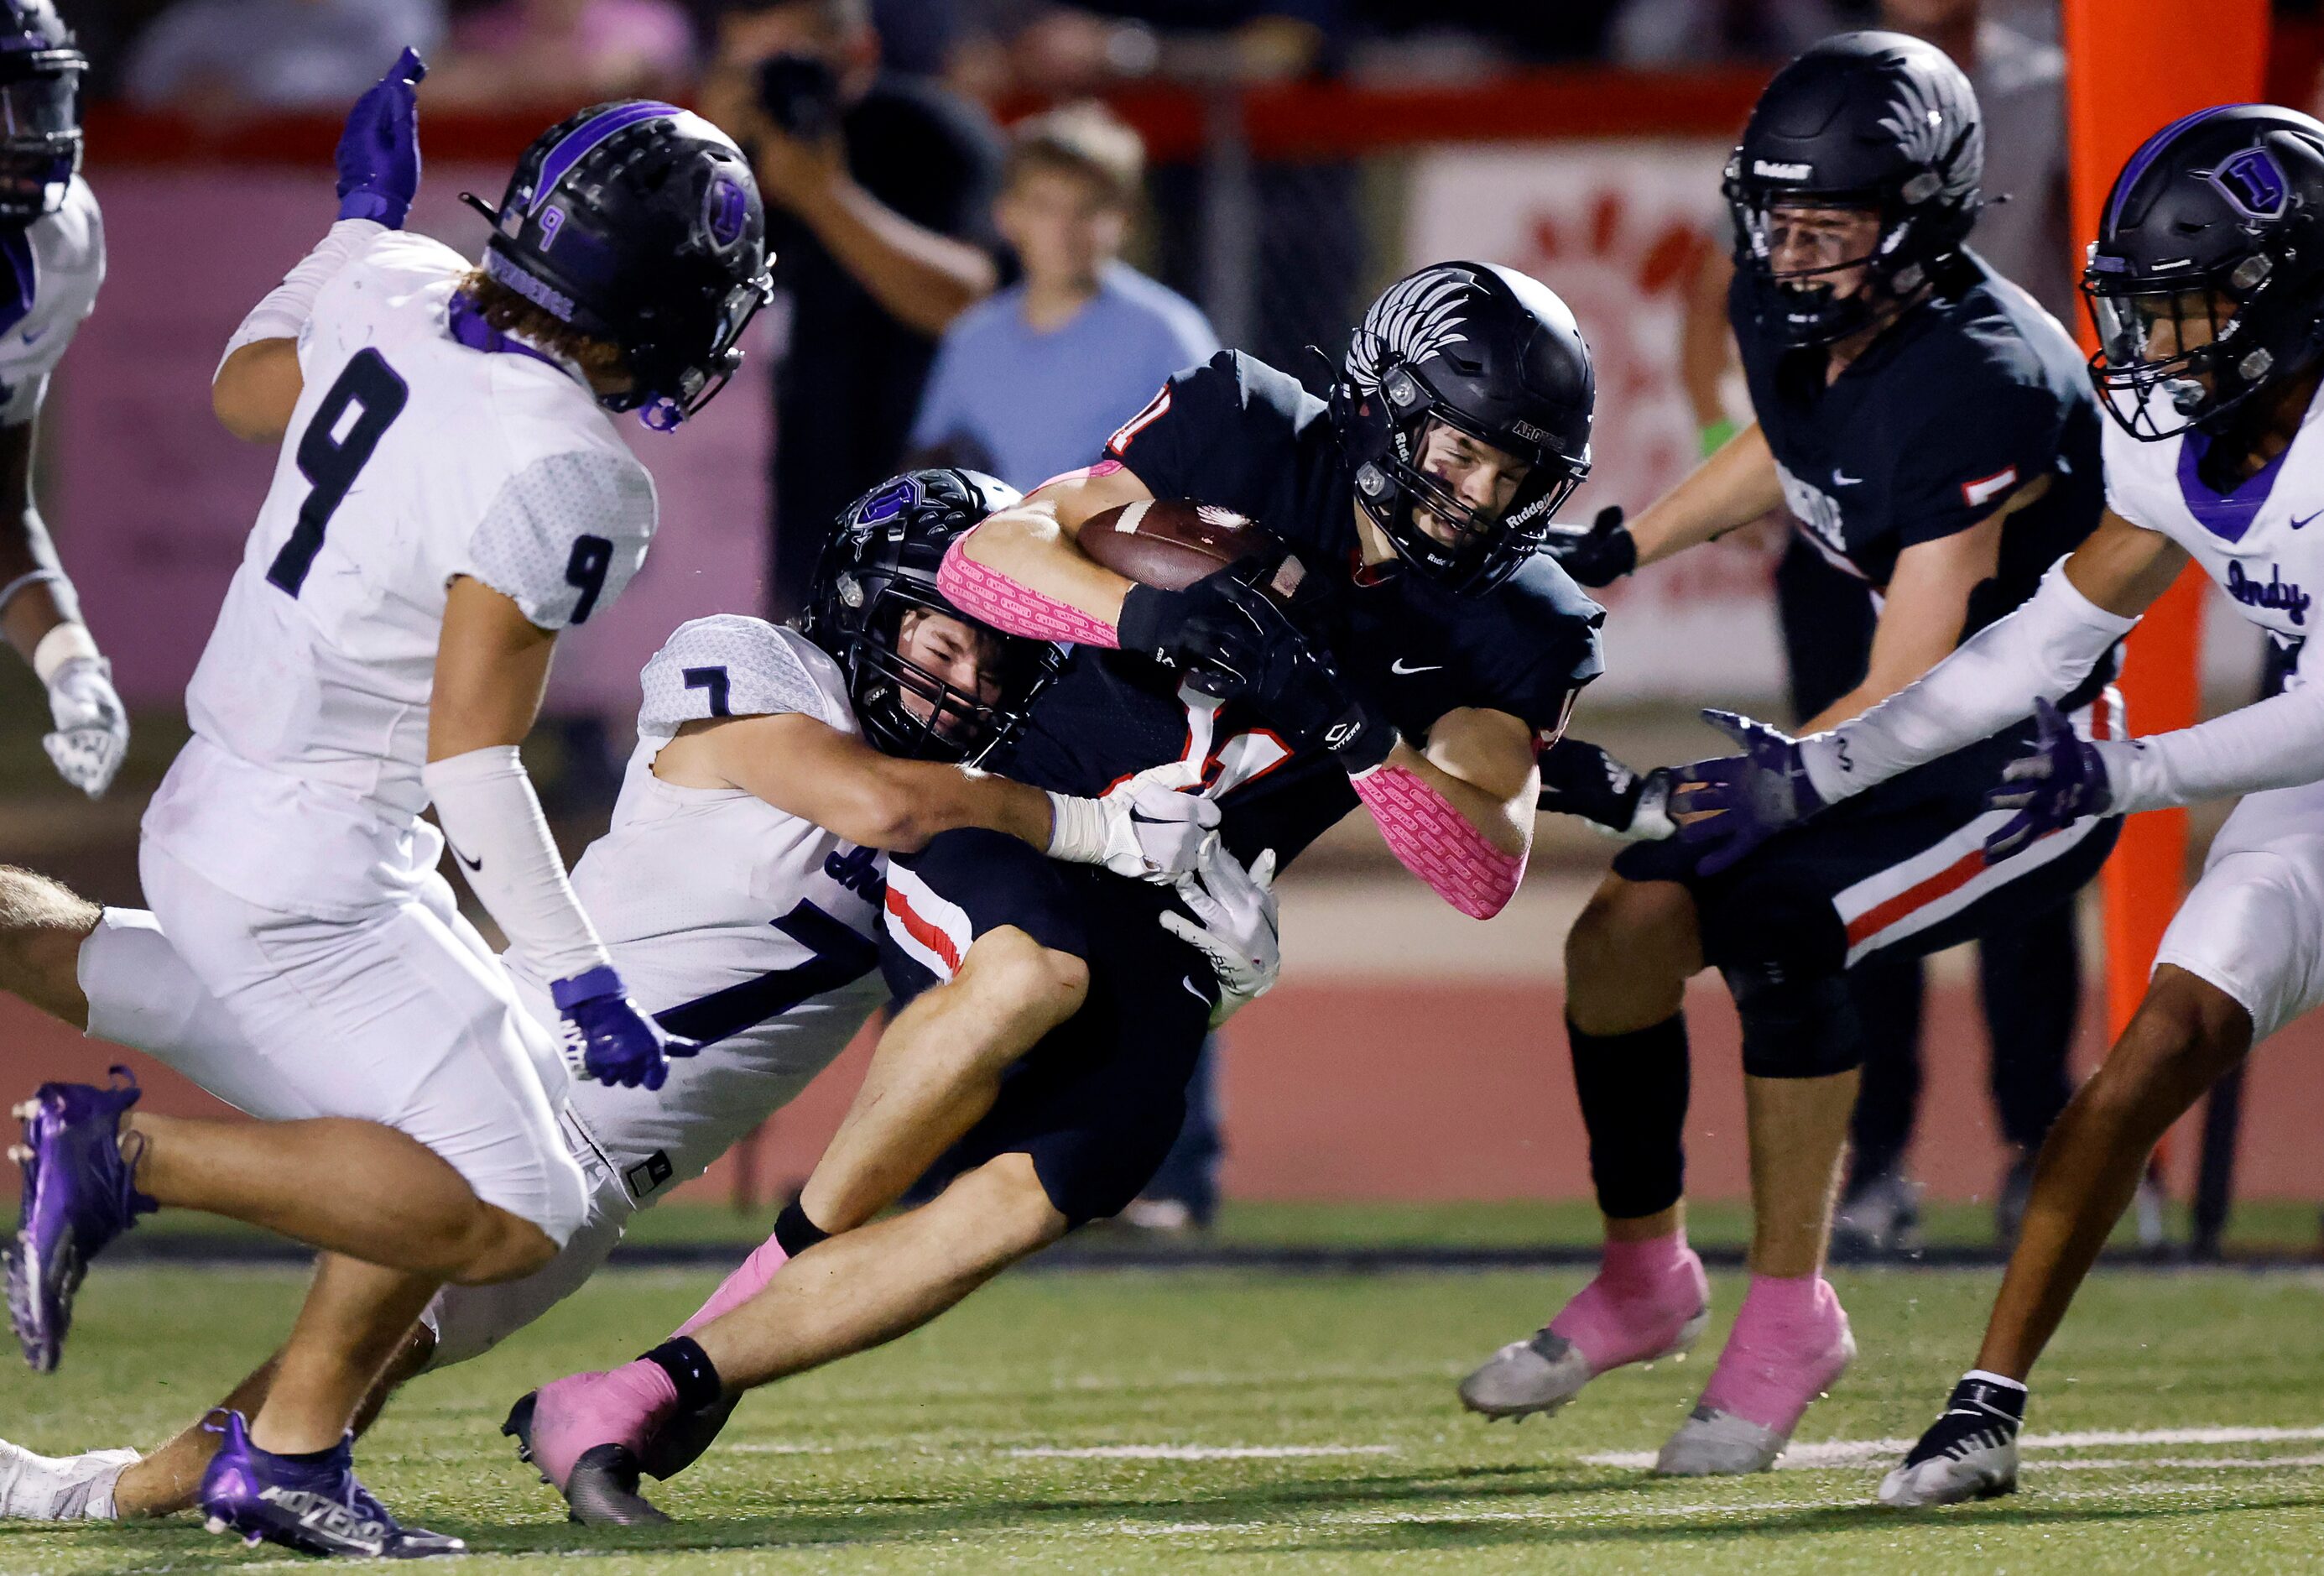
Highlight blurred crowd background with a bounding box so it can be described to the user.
[18,0,2324,1246]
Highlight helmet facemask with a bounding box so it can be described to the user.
[1727,180,1948,348]
[843,583,1055,765]
[1356,364,1587,597]
[2083,248,2317,441]
[0,48,79,224]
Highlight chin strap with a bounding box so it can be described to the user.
[1351,762,1525,920]
[936,531,1121,649]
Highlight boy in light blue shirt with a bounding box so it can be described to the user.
[909,102,1217,492]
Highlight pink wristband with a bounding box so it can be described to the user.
[1352,765,1526,920]
[938,533,1120,648]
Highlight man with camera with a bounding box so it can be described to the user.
[702,0,1006,615]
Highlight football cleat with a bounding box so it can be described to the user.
[1460,1248,1711,1422]
[1878,1373,2026,1507]
[1459,1311,1710,1422]
[1830,1168,1923,1262]
[505,1361,685,1526]
[198,1410,463,1558]
[7,1068,158,1371]
[0,1439,138,1521]
[1657,1281,1855,1476]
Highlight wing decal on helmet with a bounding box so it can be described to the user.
[1348,266,1475,392]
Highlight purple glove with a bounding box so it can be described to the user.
[336,47,426,228]
[1983,698,2111,861]
[1671,708,1825,876]
[551,965,696,1092]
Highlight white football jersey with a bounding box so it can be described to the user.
[0,175,102,425]
[504,616,889,1201]
[145,231,657,916]
[2103,389,2324,653]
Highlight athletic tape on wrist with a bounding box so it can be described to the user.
[1350,765,1524,920]
[937,533,1120,648]
[32,621,97,686]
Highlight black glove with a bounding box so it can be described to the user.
[1118,558,1304,702]
[1543,506,1637,588]
[1537,736,1674,840]
[1270,644,1395,772]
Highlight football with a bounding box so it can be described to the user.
[1077,498,1282,591]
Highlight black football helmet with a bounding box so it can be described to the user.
[799,469,1060,765]
[1724,30,1983,347]
[466,101,772,429]
[2082,104,2324,441]
[1331,261,1594,597]
[0,1,81,225]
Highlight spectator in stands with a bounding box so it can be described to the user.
[425,0,696,108]
[701,0,1003,616]
[123,0,445,112]
[908,102,1217,488]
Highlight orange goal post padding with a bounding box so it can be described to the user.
[2063,1,2269,1041]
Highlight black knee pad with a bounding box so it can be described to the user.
[1725,962,1864,1079]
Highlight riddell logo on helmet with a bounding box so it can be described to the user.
[1753,160,1813,180]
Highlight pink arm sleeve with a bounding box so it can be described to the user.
[1352,764,1527,921]
[937,531,1121,649]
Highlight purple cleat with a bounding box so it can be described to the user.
[6,1067,156,1372]
[200,1410,465,1559]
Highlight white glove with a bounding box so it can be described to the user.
[43,654,128,800]
[1047,762,1219,882]
[1160,834,1279,1028]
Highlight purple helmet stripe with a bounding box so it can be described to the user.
[530,101,681,212]
[2107,103,2248,232]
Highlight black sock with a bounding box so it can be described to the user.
[639,1337,723,1413]
[773,1199,828,1259]
[1568,1014,1690,1219]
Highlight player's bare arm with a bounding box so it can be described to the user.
[429,576,558,759]
[211,340,305,445]
[0,415,128,798]
[656,711,1056,852]
[951,463,1154,626]
[1795,501,2011,733]
[1392,707,1538,860]
[1627,420,1785,567]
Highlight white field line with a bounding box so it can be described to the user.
[1101,1483,2221,1538]
[1581,1422,2324,1471]
[1008,1444,1399,1460]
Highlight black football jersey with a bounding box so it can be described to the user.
[993,349,1606,867]
[1732,252,2104,640]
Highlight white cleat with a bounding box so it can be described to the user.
[1877,1373,2028,1507]
[1459,1306,1711,1422]
[1654,1405,1793,1476]
[1879,1437,2019,1507]
[0,1439,138,1521]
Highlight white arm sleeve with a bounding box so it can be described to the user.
[2098,679,2324,813]
[216,218,385,374]
[1797,558,2140,804]
[423,745,611,983]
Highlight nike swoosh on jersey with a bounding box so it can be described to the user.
[451,843,483,872]
[1832,470,1863,486]
[1389,658,1445,676]
[1182,975,1211,1004]
[2294,511,2321,530]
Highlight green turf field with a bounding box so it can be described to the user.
[7,1260,2324,1572]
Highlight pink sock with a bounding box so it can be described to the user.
[1547,1229,1708,1374]
[675,1234,789,1339]
[528,1359,680,1490]
[1699,1273,1852,1432]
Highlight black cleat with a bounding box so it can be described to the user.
[563,1443,670,1526]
